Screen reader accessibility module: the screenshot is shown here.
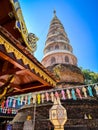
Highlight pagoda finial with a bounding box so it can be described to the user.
[53,10,56,17]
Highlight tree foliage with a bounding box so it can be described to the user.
[80,67,98,84]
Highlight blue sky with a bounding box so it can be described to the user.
[19,0,98,73]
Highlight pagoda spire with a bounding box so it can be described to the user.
[53,10,56,17]
[41,11,84,85]
[41,12,77,67]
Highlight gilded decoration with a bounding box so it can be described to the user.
[10,0,38,53]
[0,75,14,99]
[0,86,9,99]
[0,36,56,86]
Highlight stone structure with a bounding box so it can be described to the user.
[12,99,98,130]
[41,11,84,85]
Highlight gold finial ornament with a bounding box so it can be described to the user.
[10,0,38,53]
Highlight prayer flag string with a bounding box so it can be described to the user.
[0,83,98,109]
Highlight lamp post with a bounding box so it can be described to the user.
[49,98,67,130]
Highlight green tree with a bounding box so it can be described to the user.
[80,67,98,84]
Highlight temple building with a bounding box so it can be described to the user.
[41,11,84,86]
[0,0,56,128]
[0,1,98,130]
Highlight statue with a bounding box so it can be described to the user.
[23,116,33,130]
[27,33,38,53]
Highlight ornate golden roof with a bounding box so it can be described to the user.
[0,0,57,99]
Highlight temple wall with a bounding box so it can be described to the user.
[12,100,98,130]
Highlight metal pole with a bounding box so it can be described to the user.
[32,102,36,130]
